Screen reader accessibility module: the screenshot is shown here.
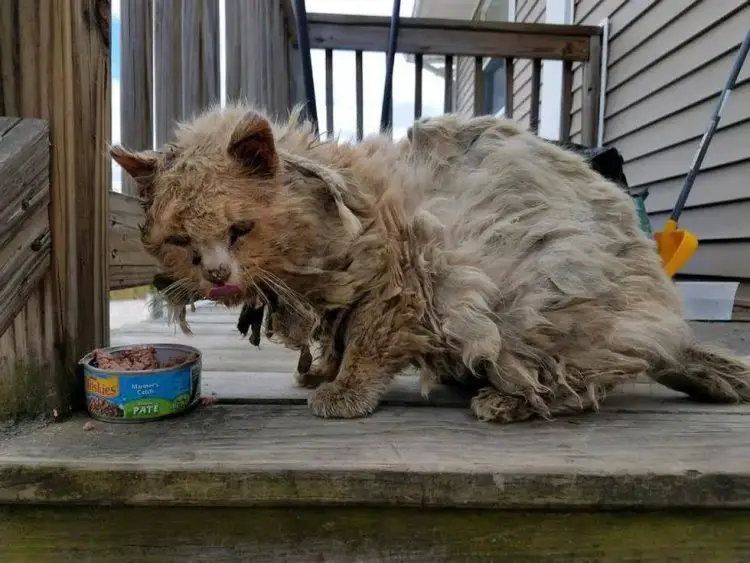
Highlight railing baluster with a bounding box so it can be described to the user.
[530,59,542,134]
[325,48,334,137]
[473,56,484,116]
[443,55,454,113]
[355,50,363,141]
[290,0,318,132]
[559,59,573,142]
[380,0,402,133]
[504,57,514,119]
[414,54,423,119]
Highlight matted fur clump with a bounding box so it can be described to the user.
[111,103,750,422]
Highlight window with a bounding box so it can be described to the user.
[483,59,506,116]
[478,0,513,116]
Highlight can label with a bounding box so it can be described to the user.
[85,367,193,420]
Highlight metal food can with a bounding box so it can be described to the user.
[78,343,202,423]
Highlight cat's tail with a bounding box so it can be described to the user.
[647,341,750,403]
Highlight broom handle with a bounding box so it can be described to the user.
[670,28,750,222]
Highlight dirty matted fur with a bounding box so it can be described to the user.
[110,103,750,422]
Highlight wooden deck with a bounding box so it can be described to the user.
[1,302,750,513]
[3,304,750,560]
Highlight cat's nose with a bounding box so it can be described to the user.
[203,265,231,285]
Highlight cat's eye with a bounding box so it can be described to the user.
[229,221,254,246]
[165,234,191,247]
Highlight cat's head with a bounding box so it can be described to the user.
[110,104,363,309]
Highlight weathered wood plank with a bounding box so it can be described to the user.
[225,0,291,116]
[3,403,750,509]
[0,0,111,419]
[0,198,51,338]
[108,191,159,290]
[0,118,49,250]
[120,0,153,195]
[154,0,182,145]
[305,15,598,61]
[201,371,750,415]
[180,0,219,118]
[2,506,750,561]
[0,117,20,136]
[223,0,244,102]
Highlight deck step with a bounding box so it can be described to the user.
[1,384,749,510]
[2,505,750,562]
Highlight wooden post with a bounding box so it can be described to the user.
[581,33,602,147]
[0,0,110,417]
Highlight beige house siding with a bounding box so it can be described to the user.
[573,0,750,279]
[511,0,545,128]
[455,57,476,116]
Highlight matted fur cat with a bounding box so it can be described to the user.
[111,103,750,422]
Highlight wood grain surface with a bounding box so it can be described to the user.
[1,505,750,562]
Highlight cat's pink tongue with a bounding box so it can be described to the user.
[207,284,242,299]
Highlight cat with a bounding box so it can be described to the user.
[110,103,750,422]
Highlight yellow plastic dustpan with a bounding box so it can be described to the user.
[653,29,749,277]
[654,219,699,278]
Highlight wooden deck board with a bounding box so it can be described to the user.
[3,506,750,562]
[1,401,750,509]
[1,303,749,510]
[109,302,750,402]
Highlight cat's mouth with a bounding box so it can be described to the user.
[207,283,243,299]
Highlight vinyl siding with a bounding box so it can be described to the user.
[573,0,750,279]
[511,0,545,128]
[455,57,476,116]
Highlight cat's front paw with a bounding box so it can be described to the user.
[308,381,380,418]
[293,368,334,389]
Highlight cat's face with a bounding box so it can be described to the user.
[111,106,362,310]
[112,109,296,307]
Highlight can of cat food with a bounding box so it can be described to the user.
[79,344,202,423]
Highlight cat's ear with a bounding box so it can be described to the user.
[110,145,161,201]
[228,112,279,178]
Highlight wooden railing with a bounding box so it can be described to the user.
[296,13,603,144]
